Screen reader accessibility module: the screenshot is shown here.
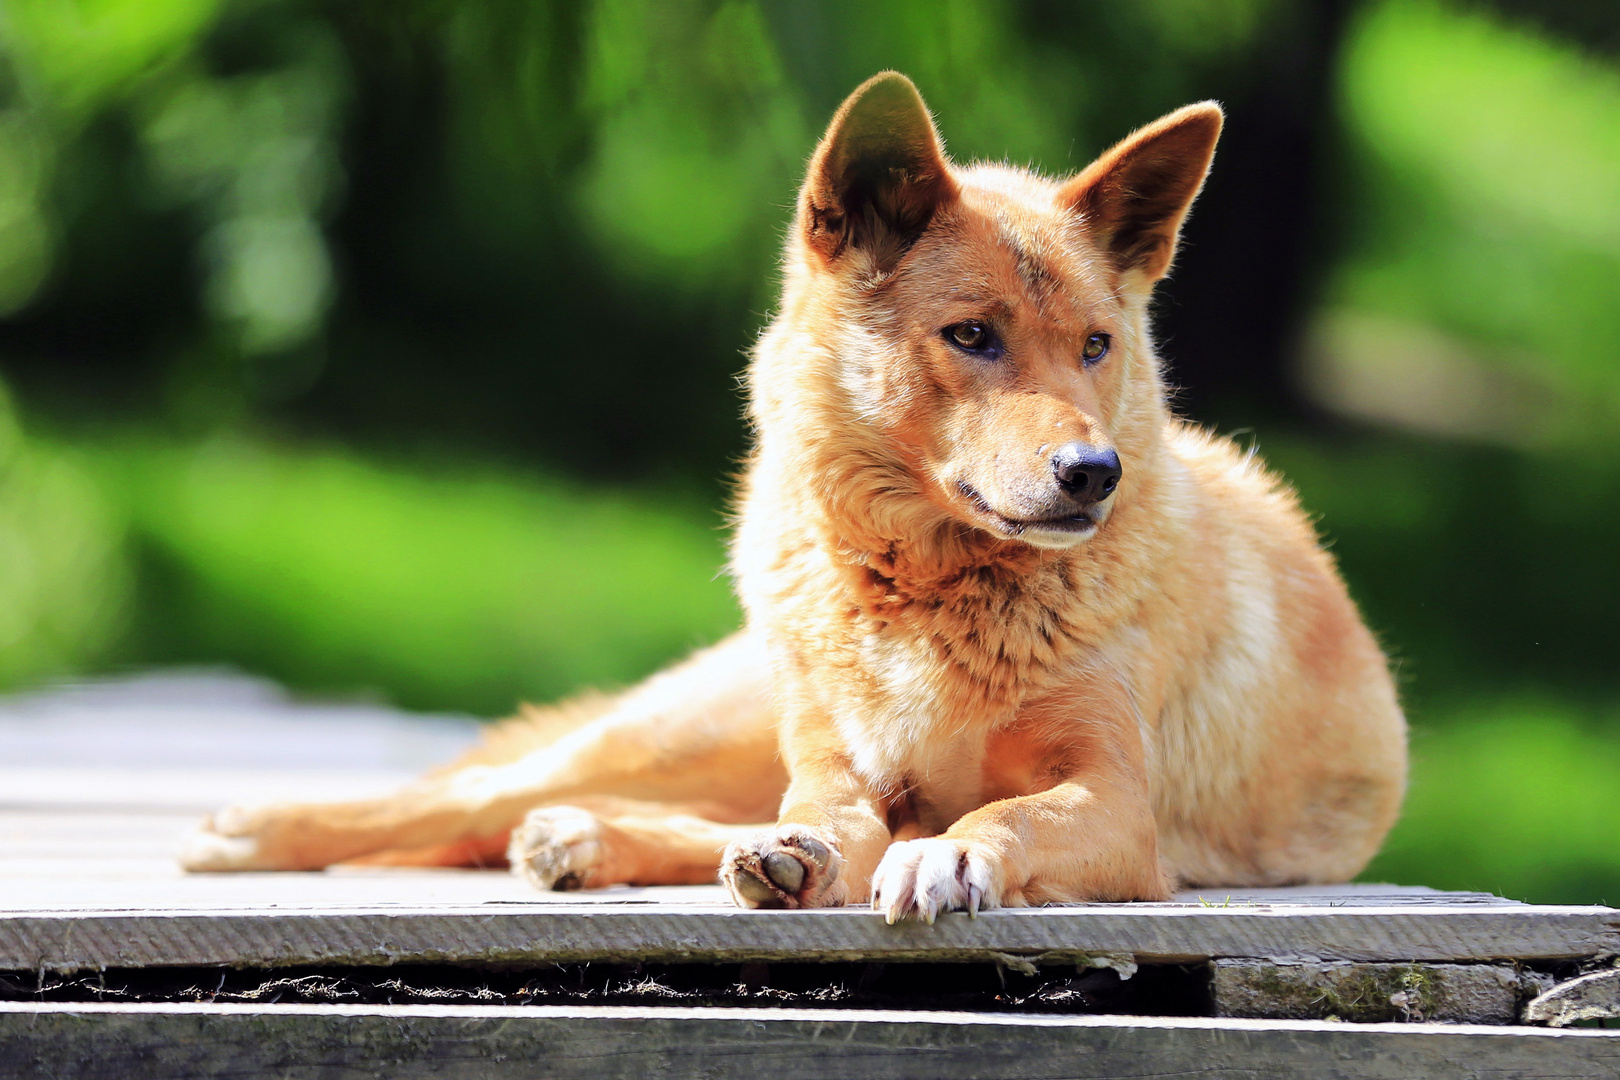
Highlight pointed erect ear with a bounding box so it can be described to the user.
[1059,102,1223,283]
[800,72,958,266]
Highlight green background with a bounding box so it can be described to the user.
[0,0,1616,904]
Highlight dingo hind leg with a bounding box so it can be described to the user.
[181,631,784,874]
[508,796,771,890]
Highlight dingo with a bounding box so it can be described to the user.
[184,73,1406,922]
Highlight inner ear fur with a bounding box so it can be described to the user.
[1060,102,1224,282]
[800,71,958,266]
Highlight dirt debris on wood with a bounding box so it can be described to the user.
[0,959,1212,1016]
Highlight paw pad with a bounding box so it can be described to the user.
[721,829,842,908]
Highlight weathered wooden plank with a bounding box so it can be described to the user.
[1526,968,1620,1027]
[1212,960,1522,1023]
[4,901,1616,972]
[3,1001,1619,1080]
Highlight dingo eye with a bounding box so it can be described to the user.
[945,321,993,353]
[1083,332,1111,365]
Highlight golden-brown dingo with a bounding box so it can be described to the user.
[183,73,1406,922]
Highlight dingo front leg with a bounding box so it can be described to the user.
[720,716,891,908]
[871,706,1168,922]
[869,775,1168,922]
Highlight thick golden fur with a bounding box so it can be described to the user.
[182,73,1406,921]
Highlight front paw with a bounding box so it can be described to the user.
[870,838,1001,924]
[720,827,844,908]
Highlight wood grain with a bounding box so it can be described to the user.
[3,1001,1619,1080]
[4,897,1617,973]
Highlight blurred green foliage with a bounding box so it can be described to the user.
[1317,0,1620,440]
[88,438,737,716]
[0,391,128,687]
[0,0,1616,904]
[1367,700,1620,906]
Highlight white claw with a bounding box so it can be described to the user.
[870,838,1001,924]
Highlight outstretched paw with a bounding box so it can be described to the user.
[507,806,604,891]
[870,838,1001,924]
[178,806,277,872]
[721,827,844,908]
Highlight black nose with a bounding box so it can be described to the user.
[1051,443,1122,503]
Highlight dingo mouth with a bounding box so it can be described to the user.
[956,481,1099,541]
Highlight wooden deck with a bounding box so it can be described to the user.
[2,671,1618,1078]
[5,1003,1620,1080]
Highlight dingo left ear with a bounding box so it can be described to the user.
[1060,102,1223,282]
[800,72,958,267]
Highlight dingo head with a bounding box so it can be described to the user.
[762,73,1220,552]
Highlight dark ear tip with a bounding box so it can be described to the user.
[801,72,952,263]
[838,71,928,127]
[850,70,922,100]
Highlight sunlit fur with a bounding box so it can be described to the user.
[181,75,1406,921]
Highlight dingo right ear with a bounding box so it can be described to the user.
[799,72,958,268]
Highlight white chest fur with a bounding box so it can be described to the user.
[838,628,994,826]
